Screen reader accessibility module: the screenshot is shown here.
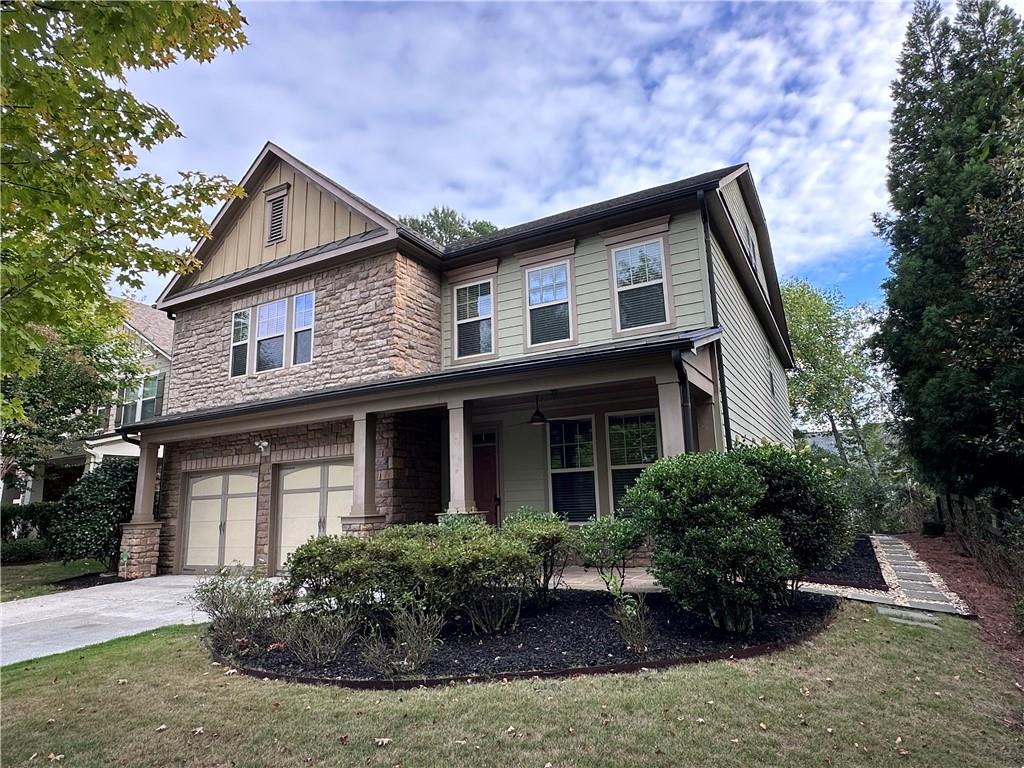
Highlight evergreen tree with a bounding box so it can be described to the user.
[399,206,497,246]
[874,0,1024,495]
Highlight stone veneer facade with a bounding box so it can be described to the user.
[165,250,441,414]
[148,413,443,575]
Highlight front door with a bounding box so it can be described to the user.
[472,430,499,525]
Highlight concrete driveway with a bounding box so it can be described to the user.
[1,576,205,666]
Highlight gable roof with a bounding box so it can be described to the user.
[119,298,173,358]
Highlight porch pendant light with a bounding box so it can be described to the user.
[529,394,548,426]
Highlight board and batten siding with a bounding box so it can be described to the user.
[719,180,769,297]
[187,159,375,287]
[711,234,792,446]
[441,210,711,366]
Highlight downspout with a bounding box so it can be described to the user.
[671,348,696,454]
[698,189,733,450]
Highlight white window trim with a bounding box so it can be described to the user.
[122,373,160,425]
[605,409,662,516]
[254,298,287,373]
[545,414,597,526]
[229,308,251,379]
[610,237,672,334]
[291,290,315,367]
[525,259,574,349]
[452,277,496,361]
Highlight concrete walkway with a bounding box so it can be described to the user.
[1,575,204,666]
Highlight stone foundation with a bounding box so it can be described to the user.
[119,521,163,579]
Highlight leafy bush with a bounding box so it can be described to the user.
[624,452,797,633]
[437,513,489,534]
[360,597,445,676]
[575,514,646,592]
[0,536,49,563]
[1,501,57,541]
[278,610,356,668]
[732,444,852,577]
[503,506,576,605]
[47,458,137,571]
[610,589,652,656]
[191,568,286,658]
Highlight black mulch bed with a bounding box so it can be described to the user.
[234,589,838,685]
[55,572,127,592]
[803,535,889,591]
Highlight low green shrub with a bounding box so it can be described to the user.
[1,501,58,541]
[191,568,286,658]
[609,589,652,656]
[503,506,576,605]
[575,515,646,592]
[0,536,49,563]
[437,513,489,535]
[359,597,445,676]
[624,452,797,633]
[732,444,852,578]
[47,458,137,571]
[278,611,356,668]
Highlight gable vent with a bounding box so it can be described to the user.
[264,182,290,246]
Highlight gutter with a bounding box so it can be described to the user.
[671,348,696,453]
[698,189,733,451]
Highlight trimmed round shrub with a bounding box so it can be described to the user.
[624,452,797,633]
[502,506,577,604]
[0,536,50,563]
[731,444,852,575]
[47,458,137,571]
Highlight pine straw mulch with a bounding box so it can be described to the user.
[902,533,1023,681]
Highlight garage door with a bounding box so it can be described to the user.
[183,470,258,570]
[277,461,353,567]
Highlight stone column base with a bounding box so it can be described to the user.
[339,515,388,537]
[119,521,163,579]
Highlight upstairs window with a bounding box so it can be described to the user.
[526,261,572,346]
[230,309,250,378]
[612,238,668,330]
[119,373,161,426]
[256,299,286,372]
[264,184,289,245]
[454,280,493,358]
[292,291,314,365]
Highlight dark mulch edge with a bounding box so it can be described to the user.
[53,572,126,592]
[803,535,889,591]
[214,600,841,691]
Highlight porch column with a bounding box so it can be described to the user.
[656,374,687,457]
[447,400,475,512]
[131,440,160,523]
[350,411,377,517]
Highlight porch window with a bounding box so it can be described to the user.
[454,280,493,358]
[526,261,571,346]
[256,298,286,372]
[612,239,667,330]
[607,412,659,512]
[292,291,314,365]
[230,309,250,377]
[548,418,597,523]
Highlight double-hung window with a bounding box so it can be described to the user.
[120,374,160,426]
[292,291,314,365]
[548,418,597,523]
[230,309,250,378]
[526,261,572,346]
[256,299,287,372]
[454,280,493,359]
[612,238,668,330]
[607,412,660,513]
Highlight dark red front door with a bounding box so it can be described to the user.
[473,443,499,525]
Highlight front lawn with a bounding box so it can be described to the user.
[0,559,106,602]
[1,603,1020,768]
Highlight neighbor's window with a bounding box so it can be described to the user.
[292,291,314,365]
[613,238,667,330]
[607,412,659,512]
[121,374,160,426]
[256,299,286,372]
[230,309,250,377]
[454,280,493,358]
[526,261,571,346]
[548,418,597,523]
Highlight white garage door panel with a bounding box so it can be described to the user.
[325,489,353,536]
[279,491,321,564]
[277,460,354,569]
[223,497,257,567]
[185,498,221,567]
[184,470,258,570]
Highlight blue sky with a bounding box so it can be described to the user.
[123,1,947,308]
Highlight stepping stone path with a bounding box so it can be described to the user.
[803,535,972,617]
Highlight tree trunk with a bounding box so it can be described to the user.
[826,412,851,465]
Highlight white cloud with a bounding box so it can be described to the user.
[122,0,924,302]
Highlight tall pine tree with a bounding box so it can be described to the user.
[875,0,1024,496]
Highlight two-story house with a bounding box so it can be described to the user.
[116,143,793,579]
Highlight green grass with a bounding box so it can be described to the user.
[0,603,1020,767]
[0,559,106,602]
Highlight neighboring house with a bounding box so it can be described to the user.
[116,142,793,578]
[2,300,173,506]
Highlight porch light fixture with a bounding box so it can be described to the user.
[529,395,548,426]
